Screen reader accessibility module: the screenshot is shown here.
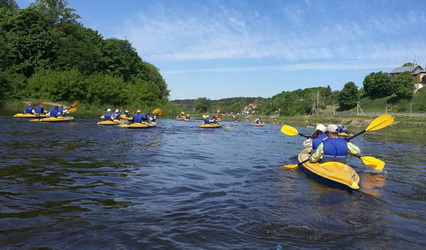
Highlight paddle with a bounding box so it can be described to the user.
[281,114,394,170]
[355,155,385,171]
[347,114,394,141]
[71,100,80,107]
[280,159,309,169]
[280,124,309,138]
[68,107,77,113]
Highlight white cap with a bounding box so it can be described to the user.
[327,124,339,133]
[316,124,327,132]
[115,109,119,112]
[107,108,111,112]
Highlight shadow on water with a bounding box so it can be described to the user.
[0,116,425,249]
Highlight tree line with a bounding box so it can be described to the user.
[188,62,419,115]
[0,0,169,107]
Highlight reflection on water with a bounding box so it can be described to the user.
[0,116,425,249]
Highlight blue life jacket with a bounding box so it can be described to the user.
[35,106,44,114]
[24,106,32,114]
[58,107,64,115]
[49,108,58,118]
[203,117,210,123]
[141,115,149,122]
[104,112,112,120]
[312,133,327,151]
[133,113,142,123]
[321,137,348,163]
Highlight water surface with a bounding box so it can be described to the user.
[0,116,425,249]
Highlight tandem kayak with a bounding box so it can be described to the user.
[200,123,222,128]
[120,122,157,129]
[297,148,360,191]
[97,120,121,125]
[30,116,74,122]
[13,113,48,118]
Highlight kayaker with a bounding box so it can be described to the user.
[185,114,191,120]
[49,106,59,118]
[309,124,360,164]
[338,125,349,134]
[202,114,211,124]
[132,110,143,123]
[303,124,327,151]
[58,106,64,116]
[104,108,113,120]
[112,109,122,120]
[255,118,262,124]
[35,104,44,115]
[24,104,33,114]
[141,112,150,122]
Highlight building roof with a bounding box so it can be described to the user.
[390,65,423,74]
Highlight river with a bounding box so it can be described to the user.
[0,116,425,249]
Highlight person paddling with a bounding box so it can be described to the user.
[49,106,59,118]
[202,114,211,124]
[35,104,44,115]
[132,110,143,123]
[303,124,327,152]
[309,124,360,164]
[104,108,113,121]
[24,104,33,114]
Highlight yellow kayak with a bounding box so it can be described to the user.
[338,132,354,137]
[255,123,264,127]
[13,113,48,118]
[297,148,360,191]
[97,120,121,125]
[120,122,157,129]
[30,116,74,122]
[200,123,222,128]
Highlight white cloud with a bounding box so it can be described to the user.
[112,0,426,65]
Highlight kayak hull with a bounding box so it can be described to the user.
[297,148,360,191]
[120,122,156,129]
[200,123,222,128]
[30,116,74,122]
[97,120,120,125]
[255,123,264,126]
[13,113,48,118]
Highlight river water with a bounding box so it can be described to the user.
[0,116,425,249]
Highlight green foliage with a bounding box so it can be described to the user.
[363,72,392,98]
[391,72,414,98]
[338,82,358,110]
[402,62,413,66]
[0,1,169,108]
[195,97,211,113]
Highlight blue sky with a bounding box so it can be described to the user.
[17,0,426,100]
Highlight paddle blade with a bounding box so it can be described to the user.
[224,126,231,130]
[360,156,385,171]
[280,125,299,136]
[151,108,162,114]
[366,114,394,132]
[68,107,77,113]
[71,100,81,107]
[279,164,298,169]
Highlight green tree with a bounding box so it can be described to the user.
[195,97,211,113]
[363,72,392,98]
[402,62,413,67]
[338,82,358,110]
[392,72,414,98]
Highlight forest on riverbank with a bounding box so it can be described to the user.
[0,0,169,109]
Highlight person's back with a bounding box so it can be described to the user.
[58,106,64,116]
[104,108,112,120]
[133,113,143,123]
[203,115,210,124]
[24,105,33,114]
[309,124,360,164]
[35,105,44,115]
[49,107,59,118]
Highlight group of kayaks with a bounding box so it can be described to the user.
[13,113,75,122]
[281,114,394,192]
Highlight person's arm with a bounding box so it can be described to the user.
[309,143,324,162]
[303,138,312,148]
[347,142,361,155]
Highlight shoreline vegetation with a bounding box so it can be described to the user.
[3,99,425,137]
